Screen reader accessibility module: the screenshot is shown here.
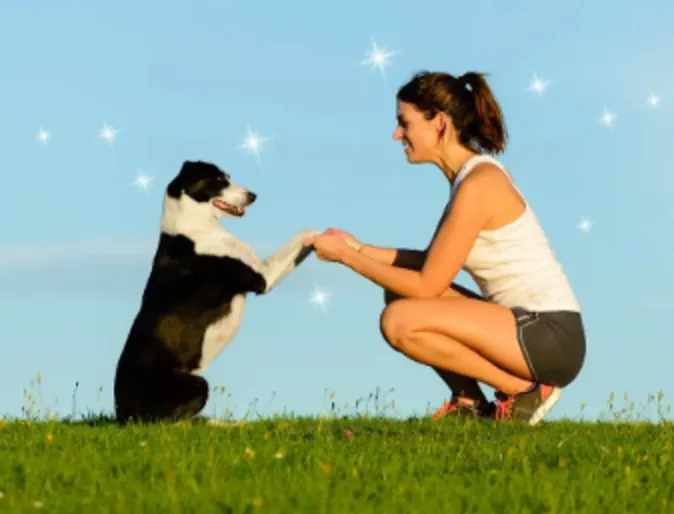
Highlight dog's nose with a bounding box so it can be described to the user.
[247,191,257,203]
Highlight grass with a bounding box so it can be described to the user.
[1,381,673,513]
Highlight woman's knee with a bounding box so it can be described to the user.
[379,301,412,351]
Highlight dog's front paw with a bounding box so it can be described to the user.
[298,228,322,239]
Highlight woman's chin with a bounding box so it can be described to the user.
[405,150,422,163]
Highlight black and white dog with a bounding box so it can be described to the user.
[113,160,319,424]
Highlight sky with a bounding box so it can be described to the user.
[1,0,673,423]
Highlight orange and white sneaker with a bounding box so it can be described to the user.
[494,384,561,425]
[431,397,496,421]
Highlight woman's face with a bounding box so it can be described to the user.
[392,100,442,164]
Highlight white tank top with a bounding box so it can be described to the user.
[438,155,580,312]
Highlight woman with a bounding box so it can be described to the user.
[303,71,586,425]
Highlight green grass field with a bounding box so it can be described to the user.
[2,385,673,513]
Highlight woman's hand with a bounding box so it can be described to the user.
[323,227,359,245]
[303,232,354,263]
[323,228,363,251]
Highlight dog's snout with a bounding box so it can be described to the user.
[246,191,257,204]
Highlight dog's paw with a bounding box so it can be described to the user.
[297,228,322,239]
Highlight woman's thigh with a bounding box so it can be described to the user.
[381,296,533,380]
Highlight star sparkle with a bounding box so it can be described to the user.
[526,73,548,95]
[236,126,273,163]
[308,284,331,312]
[99,122,119,144]
[599,109,616,128]
[578,217,592,233]
[647,93,661,108]
[36,127,50,145]
[132,169,153,191]
[360,38,398,78]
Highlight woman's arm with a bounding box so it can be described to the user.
[359,244,427,270]
[339,169,494,299]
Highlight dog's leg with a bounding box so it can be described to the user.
[260,229,321,293]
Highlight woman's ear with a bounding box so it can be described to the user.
[435,112,452,141]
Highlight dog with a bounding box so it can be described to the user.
[113,160,320,424]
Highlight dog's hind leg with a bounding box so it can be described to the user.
[260,228,321,293]
[115,371,209,424]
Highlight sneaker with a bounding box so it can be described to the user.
[494,384,561,425]
[431,397,496,421]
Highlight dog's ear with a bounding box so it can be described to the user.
[167,161,207,198]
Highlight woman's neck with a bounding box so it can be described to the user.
[435,146,480,184]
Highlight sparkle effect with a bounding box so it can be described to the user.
[360,38,397,77]
[578,217,593,233]
[237,126,272,163]
[526,73,548,95]
[36,127,50,145]
[308,284,331,312]
[132,170,153,191]
[99,122,119,144]
[647,93,660,108]
[599,109,616,128]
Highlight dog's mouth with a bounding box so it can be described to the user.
[212,199,245,217]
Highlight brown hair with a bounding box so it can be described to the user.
[396,71,508,154]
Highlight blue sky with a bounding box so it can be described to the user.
[1,0,673,422]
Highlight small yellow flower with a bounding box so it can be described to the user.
[320,462,332,474]
[245,447,255,457]
[274,452,284,460]
[46,433,53,442]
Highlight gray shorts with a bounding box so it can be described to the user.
[511,307,586,388]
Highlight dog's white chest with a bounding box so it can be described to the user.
[196,294,246,373]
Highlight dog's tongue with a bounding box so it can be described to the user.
[214,200,244,215]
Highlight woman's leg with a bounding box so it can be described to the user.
[380,296,533,393]
[383,283,493,416]
[378,294,568,423]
